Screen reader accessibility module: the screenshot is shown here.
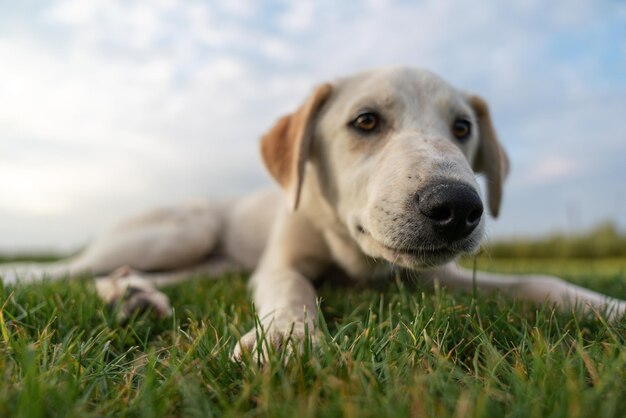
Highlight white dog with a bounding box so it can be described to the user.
[1,67,624,358]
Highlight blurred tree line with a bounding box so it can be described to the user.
[486,221,626,259]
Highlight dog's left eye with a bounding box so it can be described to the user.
[452,119,472,140]
[352,112,380,133]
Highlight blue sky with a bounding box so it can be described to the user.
[1,0,625,252]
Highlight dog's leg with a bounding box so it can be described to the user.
[0,200,232,285]
[95,266,173,321]
[75,200,230,274]
[231,211,329,361]
[0,260,83,286]
[231,267,319,361]
[95,258,242,321]
[427,264,626,320]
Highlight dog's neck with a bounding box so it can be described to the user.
[298,166,392,281]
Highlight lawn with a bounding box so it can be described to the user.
[0,257,625,417]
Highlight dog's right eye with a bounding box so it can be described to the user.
[351,112,380,133]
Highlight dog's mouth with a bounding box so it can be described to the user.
[356,225,474,268]
[383,244,454,259]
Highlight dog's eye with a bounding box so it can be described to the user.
[452,119,471,140]
[352,112,380,132]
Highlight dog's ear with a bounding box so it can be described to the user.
[468,95,510,218]
[260,83,333,210]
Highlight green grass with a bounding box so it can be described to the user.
[1,258,625,417]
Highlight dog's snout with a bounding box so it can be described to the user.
[417,182,483,242]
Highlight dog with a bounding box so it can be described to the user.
[1,67,625,359]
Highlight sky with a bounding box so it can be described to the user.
[0,0,625,253]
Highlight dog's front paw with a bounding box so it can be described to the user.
[96,266,172,321]
[231,321,315,362]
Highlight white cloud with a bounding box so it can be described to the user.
[0,154,151,214]
[278,0,316,32]
[521,156,580,185]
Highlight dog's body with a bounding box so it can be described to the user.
[1,68,625,357]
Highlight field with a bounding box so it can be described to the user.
[0,255,625,417]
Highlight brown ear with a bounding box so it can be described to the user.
[260,83,333,210]
[468,95,510,218]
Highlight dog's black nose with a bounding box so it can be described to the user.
[417,182,483,242]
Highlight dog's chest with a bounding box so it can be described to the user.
[322,229,392,281]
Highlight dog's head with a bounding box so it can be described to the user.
[261,67,508,269]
